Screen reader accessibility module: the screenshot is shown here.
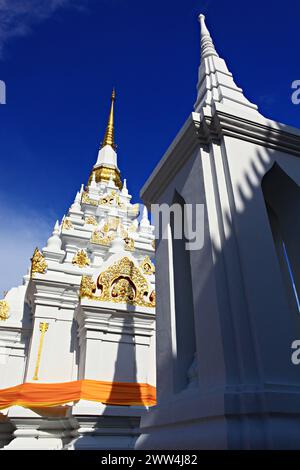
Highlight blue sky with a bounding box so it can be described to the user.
[0,0,299,292]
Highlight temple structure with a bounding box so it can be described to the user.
[136,15,300,449]
[0,91,156,450]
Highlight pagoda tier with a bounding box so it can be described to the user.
[0,92,156,450]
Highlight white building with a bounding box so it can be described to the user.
[0,90,156,450]
[136,15,300,449]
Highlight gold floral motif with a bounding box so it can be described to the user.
[79,275,96,299]
[83,257,156,307]
[0,300,9,321]
[72,249,90,268]
[31,248,47,278]
[140,256,155,275]
[82,191,98,206]
[85,215,98,226]
[62,218,73,230]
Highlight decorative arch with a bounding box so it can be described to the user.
[80,257,155,308]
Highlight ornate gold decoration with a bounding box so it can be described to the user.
[0,300,9,321]
[33,322,49,381]
[72,250,90,268]
[140,256,155,275]
[111,278,135,302]
[85,215,98,226]
[31,248,47,278]
[102,88,116,150]
[62,218,73,230]
[98,190,124,208]
[82,191,99,206]
[99,190,116,206]
[88,166,122,190]
[91,230,114,246]
[151,240,156,250]
[124,236,135,251]
[81,257,155,307]
[79,276,96,299]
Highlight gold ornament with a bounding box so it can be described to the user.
[79,276,96,299]
[72,250,90,268]
[82,191,98,206]
[85,215,98,226]
[151,240,156,250]
[82,257,155,307]
[33,322,49,381]
[0,300,9,321]
[140,256,155,275]
[31,248,47,278]
[62,218,73,230]
[111,278,136,302]
[88,166,122,190]
[124,236,135,251]
[91,230,114,246]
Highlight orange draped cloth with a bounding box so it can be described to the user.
[0,379,156,410]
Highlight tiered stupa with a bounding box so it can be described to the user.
[0,91,156,450]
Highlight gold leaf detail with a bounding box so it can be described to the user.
[85,216,98,226]
[62,218,73,230]
[79,276,96,299]
[91,257,155,307]
[140,256,155,275]
[124,236,135,251]
[72,250,90,268]
[0,300,9,321]
[31,248,47,278]
[91,230,114,246]
[82,191,98,206]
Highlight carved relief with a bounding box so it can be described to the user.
[31,248,47,278]
[0,300,9,321]
[79,257,155,308]
[72,250,90,268]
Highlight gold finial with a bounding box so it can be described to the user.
[101,88,116,149]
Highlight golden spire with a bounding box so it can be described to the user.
[101,88,116,149]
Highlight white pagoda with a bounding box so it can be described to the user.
[0,90,156,450]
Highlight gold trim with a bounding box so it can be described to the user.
[31,248,47,278]
[32,322,49,381]
[0,300,9,321]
